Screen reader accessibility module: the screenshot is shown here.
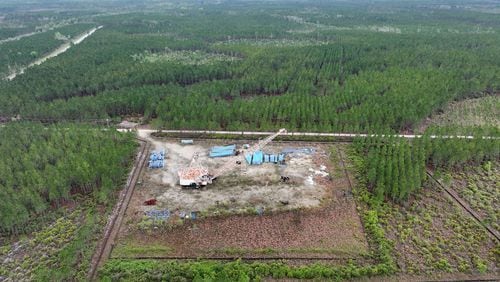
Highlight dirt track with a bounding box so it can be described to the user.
[88,138,149,280]
[134,128,500,140]
[426,170,500,242]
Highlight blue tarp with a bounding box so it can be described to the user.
[282,147,315,155]
[278,154,285,162]
[149,159,164,168]
[210,150,235,158]
[149,150,165,168]
[265,153,285,164]
[253,151,264,164]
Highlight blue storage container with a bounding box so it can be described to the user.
[245,150,264,165]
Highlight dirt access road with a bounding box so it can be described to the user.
[88,138,149,280]
[133,128,499,140]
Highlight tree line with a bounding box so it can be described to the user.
[354,135,500,203]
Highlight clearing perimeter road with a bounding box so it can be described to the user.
[88,138,149,280]
[426,170,500,243]
[126,128,499,140]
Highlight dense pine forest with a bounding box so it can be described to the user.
[0,1,498,134]
[0,23,96,76]
[354,135,500,202]
[0,11,86,40]
[0,123,136,233]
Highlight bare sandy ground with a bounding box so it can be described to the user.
[136,131,332,214]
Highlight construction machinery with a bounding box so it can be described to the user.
[178,128,286,188]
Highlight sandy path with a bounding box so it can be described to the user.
[134,128,499,141]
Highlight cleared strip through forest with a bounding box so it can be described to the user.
[5,26,103,81]
[0,22,79,45]
[0,31,38,45]
[134,129,499,140]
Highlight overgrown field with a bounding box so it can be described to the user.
[438,162,500,232]
[380,181,497,275]
[350,142,499,277]
[1,204,108,280]
[419,94,500,134]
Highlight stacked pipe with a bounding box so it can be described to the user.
[149,150,165,168]
[209,144,236,158]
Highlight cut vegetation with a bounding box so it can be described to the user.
[419,94,500,134]
[380,182,497,275]
[134,49,240,66]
